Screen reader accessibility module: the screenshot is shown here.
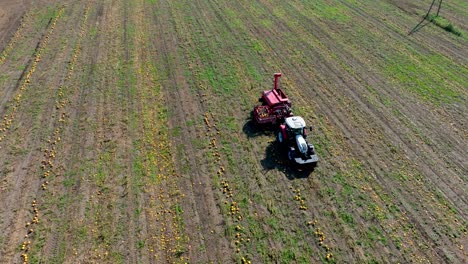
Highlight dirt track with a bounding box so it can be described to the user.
[0,0,466,263]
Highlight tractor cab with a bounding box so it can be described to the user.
[279,116,308,141]
[278,116,318,168]
[285,116,308,137]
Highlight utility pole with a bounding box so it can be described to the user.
[424,0,443,19]
[409,0,444,35]
[437,0,443,16]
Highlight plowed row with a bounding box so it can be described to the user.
[0,0,466,263]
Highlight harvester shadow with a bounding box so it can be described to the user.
[242,119,274,138]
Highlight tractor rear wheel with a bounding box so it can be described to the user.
[277,131,283,143]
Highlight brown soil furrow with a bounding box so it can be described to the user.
[119,1,138,262]
[63,29,101,262]
[229,2,398,261]
[0,0,465,263]
[179,0,321,262]
[151,0,229,262]
[64,0,105,229]
[342,0,468,65]
[271,1,466,210]
[263,14,456,263]
[182,0,361,261]
[34,1,93,261]
[233,0,462,261]
[85,1,139,261]
[0,12,28,65]
[34,1,126,262]
[132,2,159,263]
[0,6,64,146]
[158,0,279,261]
[0,5,95,262]
[179,2,300,261]
[0,7,71,115]
[2,2,92,262]
[0,15,49,116]
[205,1,333,262]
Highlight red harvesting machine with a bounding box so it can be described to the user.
[253,73,293,126]
[252,73,318,169]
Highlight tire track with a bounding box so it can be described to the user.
[231,0,461,261]
[176,0,323,262]
[0,9,54,117]
[280,0,467,217]
[223,1,394,261]
[260,0,464,260]
[0,12,28,65]
[0,6,68,262]
[0,6,64,146]
[81,1,139,262]
[150,0,229,262]
[36,1,94,261]
[14,3,91,263]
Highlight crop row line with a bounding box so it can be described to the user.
[203,112,252,264]
[291,186,335,262]
[137,66,188,263]
[139,65,185,261]
[231,1,438,260]
[0,7,64,147]
[131,1,189,259]
[18,4,90,262]
[0,13,29,65]
[166,1,278,261]
[205,1,336,261]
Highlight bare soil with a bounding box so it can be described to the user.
[0,0,466,263]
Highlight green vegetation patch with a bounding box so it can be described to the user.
[428,15,463,36]
[384,52,464,104]
[299,0,351,22]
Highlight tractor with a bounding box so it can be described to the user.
[277,116,318,168]
[252,73,318,169]
[253,73,293,126]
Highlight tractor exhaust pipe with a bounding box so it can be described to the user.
[273,72,282,90]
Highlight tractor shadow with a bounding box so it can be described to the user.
[261,142,313,180]
[243,118,313,180]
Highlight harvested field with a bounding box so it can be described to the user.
[0,0,466,263]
